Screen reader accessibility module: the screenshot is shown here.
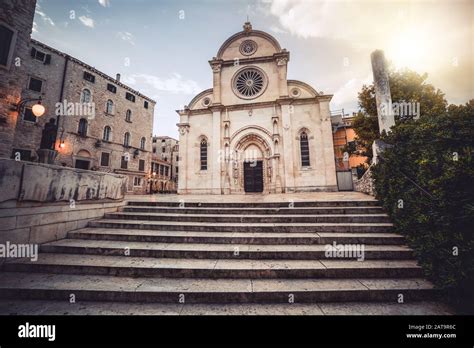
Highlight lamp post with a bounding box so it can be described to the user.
[16,96,46,117]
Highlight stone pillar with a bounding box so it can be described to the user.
[279,101,295,192]
[275,51,290,98]
[371,50,395,134]
[177,121,189,194]
[210,106,222,194]
[209,59,223,104]
[371,50,395,164]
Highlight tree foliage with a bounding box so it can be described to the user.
[372,100,474,312]
[351,69,448,161]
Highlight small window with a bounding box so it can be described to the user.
[81,89,91,103]
[106,99,114,114]
[144,100,149,109]
[107,83,117,93]
[139,159,145,171]
[133,177,142,186]
[125,92,135,102]
[31,48,45,62]
[121,156,128,169]
[83,71,95,83]
[100,152,110,167]
[162,147,165,153]
[125,109,132,122]
[28,77,43,92]
[78,118,88,137]
[176,166,179,173]
[0,24,14,67]
[103,126,111,141]
[159,165,164,176]
[200,139,207,170]
[300,132,310,167]
[153,148,156,153]
[124,132,130,147]
[176,155,179,161]
[140,137,146,150]
[23,107,36,123]
[164,166,169,177]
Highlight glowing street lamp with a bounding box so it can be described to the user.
[16,96,46,117]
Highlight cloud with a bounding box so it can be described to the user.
[117,31,135,45]
[79,16,95,28]
[98,0,111,7]
[35,3,55,26]
[123,73,202,95]
[32,22,38,33]
[331,74,372,110]
[269,25,287,34]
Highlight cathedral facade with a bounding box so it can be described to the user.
[177,22,337,194]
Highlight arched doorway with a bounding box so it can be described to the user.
[243,144,264,193]
[230,131,272,194]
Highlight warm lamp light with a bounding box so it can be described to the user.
[32,102,45,117]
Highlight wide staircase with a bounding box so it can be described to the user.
[0,198,442,311]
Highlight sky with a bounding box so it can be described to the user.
[32,0,473,138]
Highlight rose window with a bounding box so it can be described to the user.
[239,40,257,56]
[233,68,266,99]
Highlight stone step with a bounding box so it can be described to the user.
[127,200,381,208]
[69,228,406,245]
[0,299,455,315]
[121,206,386,215]
[3,254,423,278]
[40,239,414,260]
[105,212,391,224]
[88,219,394,233]
[0,272,438,304]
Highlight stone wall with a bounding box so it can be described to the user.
[353,165,375,196]
[0,0,36,158]
[0,159,126,246]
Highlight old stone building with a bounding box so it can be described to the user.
[11,40,156,194]
[177,22,337,194]
[151,136,179,193]
[0,0,36,158]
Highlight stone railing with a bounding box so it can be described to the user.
[353,164,375,196]
[0,159,127,247]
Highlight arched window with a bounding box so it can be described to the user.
[78,118,88,137]
[140,137,146,150]
[300,131,310,167]
[200,138,207,170]
[124,132,130,147]
[80,89,91,103]
[103,126,111,141]
[125,109,132,122]
[106,99,114,114]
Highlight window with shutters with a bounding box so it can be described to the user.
[78,118,88,137]
[139,159,145,171]
[124,132,130,147]
[140,137,146,150]
[28,77,43,92]
[133,177,142,186]
[121,156,128,169]
[0,24,15,67]
[22,107,36,123]
[106,99,114,114]
[30,47,51,64]
[81,89,92,103]
[125,109,132,122]
[107,83,117,93]
[100,152,110,167]
[300,131,310,167]
[125,92,136,102]
[103,126,111,141]
[83,71,95,83]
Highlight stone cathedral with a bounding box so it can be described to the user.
[177,22,337,194]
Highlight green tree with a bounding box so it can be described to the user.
[373,99,474,312]
[351,69,448,161]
